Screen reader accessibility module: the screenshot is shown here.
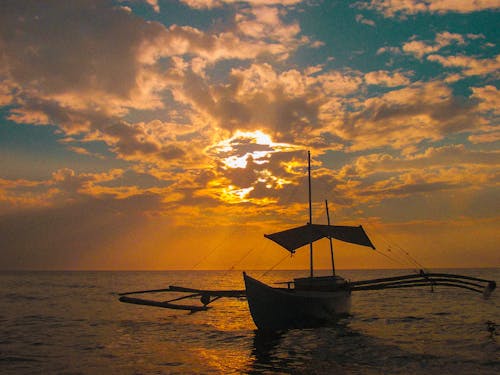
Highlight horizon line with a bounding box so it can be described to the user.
[1,266,499,272]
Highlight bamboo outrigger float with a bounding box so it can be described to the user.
[119,151,496,330]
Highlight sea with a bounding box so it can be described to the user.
[0,269,498,374]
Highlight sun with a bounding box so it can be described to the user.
[210,130,296,169]
[205,130,300,204]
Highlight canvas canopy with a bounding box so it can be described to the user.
[264,224,375,253]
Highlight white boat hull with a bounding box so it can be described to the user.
[243,272,351,330]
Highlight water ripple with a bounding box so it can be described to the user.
[0,269,498,374]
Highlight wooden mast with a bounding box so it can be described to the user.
[308,150,313,278]
[325,200,335,276]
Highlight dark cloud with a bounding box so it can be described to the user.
[0,0,165,99]
[104,120,160,157]
[358,180,466,199]
[181,68,322,141]
[158,144,186,160]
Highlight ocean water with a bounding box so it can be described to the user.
[0,269,498,374]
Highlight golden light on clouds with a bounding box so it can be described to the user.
[221,185,255,203]
[210,129,299,169]
[0,1,498,270]
[204,130,299,204]
[257,169,291,189]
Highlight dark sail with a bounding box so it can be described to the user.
[264,223,375,253]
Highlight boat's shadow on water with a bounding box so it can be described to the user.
[247,317,437,375]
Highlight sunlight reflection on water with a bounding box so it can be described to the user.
[0,269,498,374]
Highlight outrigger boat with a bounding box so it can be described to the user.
[119,151,496,330]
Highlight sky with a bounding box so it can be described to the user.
[0,0,498,271]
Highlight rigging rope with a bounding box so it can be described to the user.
[364,219,426,271]
[391,242,426,270]
[382,244,416,267]
[261,253,292,277]
[374,246,409,266]
[385,245,421,270]
[190,226,243,270]
[223,245,257,276]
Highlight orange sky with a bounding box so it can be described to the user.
[0,0,498,270]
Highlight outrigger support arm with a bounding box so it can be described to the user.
[118,285,246,312]
[349,272,496,298]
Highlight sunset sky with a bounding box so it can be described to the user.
[0,0,498,271]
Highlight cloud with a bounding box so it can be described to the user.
[427,54,500,76]
[4,95,191,166]
[471,85,499,115]
[355,14,376,26]
[145,0,160,12]
[64,145,105,159]
[403,40,440,59]
[348,165,499,209]
[362,0,500,18]
[332,143,500,211]
[466,86,499,144]
[352,145,500,177]
[236,6,302,44]
[403,32,467,59]
[0,0,171,115]
[0,80,15,106]
[0,0,314,171]
[339,81,482,151]
[147,23,295,63]
[377,46,402,55]
[317,70,364,96]
[0,166,177,214]
[201,131,305,205]
[178,0,301,9]
[169,62,367,150]
[364,70,411,87]
[468,131,500,144]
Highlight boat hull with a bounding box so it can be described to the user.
[243,273,351,330]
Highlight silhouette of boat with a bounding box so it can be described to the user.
[243,151,375,329]
[118,151,496,330]
[243,273,351,330]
